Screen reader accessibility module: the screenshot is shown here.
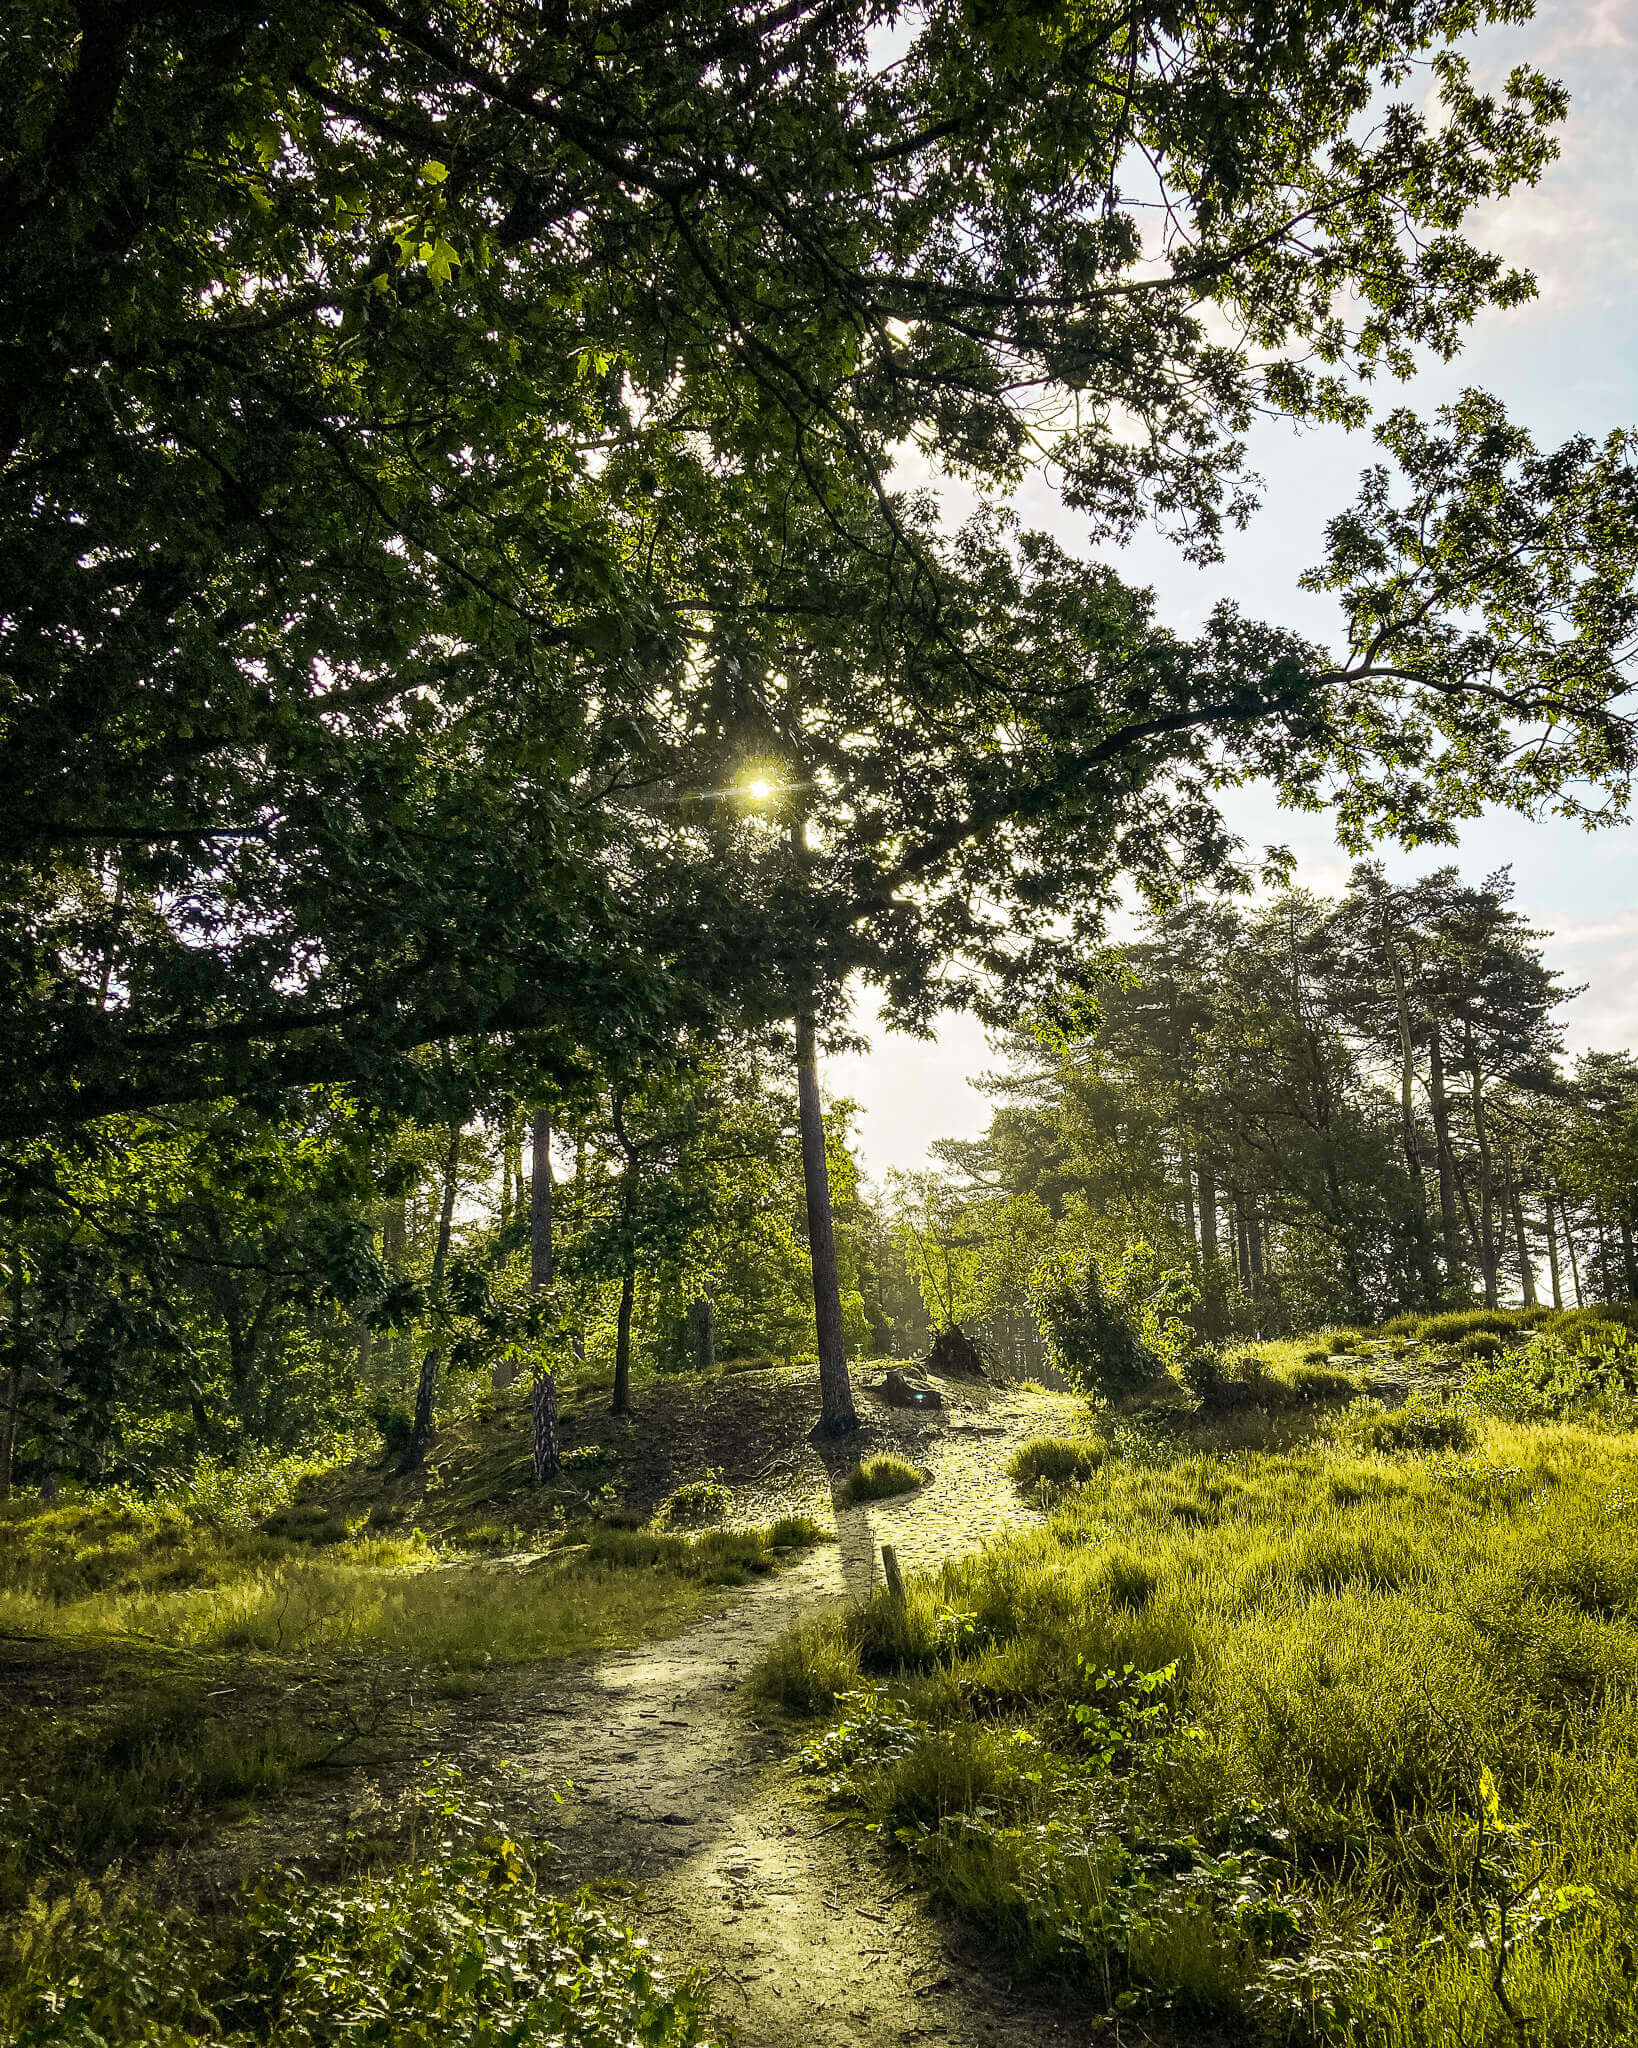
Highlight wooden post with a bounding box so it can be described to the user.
[881,1544,905,1604]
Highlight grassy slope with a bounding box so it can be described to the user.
[758,1309,1638,2046]
[0,1360,835,1931]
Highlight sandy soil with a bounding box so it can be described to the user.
[463,1371,1087,2048]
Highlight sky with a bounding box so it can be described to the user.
[833,0,1638,1182]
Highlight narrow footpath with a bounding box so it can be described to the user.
[473,1378,1084,2048]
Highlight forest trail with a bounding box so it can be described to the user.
[472,1377,1083,2048]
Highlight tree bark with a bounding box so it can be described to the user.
[1622,1218,1638,1301]
[1544,1196,1563,1311]
[0,1360,17,1504]
[528,1106,559,1477]
[402,1122,461,1471]
[1465,1043,1499,1308]
[530,1108,553,1291]
[1381,920,1437,1302]
[1198,1166,1218,1267]
[1426,1026,1463,1284]
[1508,1169,1536,1307]
[612,1263,635,1416]
[1561,1196,1583,1308]
[796,1013,857,1433]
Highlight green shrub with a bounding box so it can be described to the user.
[1028,1249,1164,1399]
[1467,1327,1638,1422]
[1280,1363,1361,1404]
[766,1514,829,1548]
[0,1768,712,2047]
[652,1470,731,1526]
[1454,1330,1504,1362]
[368,1398,415,1466]
[262,1502,361,1546]
[838,1454,924,1505]
[1353,1394,1474,1454]
[1007,1436,1107,1490]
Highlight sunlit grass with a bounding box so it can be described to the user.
[837,1453,924,1505]
[0,1491,827,1666]
[759,1413,1638,2043]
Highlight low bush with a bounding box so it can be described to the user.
[838,1454,924,1505]
[1006,1436,1107,1490]
[0,1766,712,2048]
[1454,1330,1504,1362]
[1280,1362,1361,1404]
[1353,1393,1474,1453]
[652,1470,731,1526]
[1466,1326,1638,1423]
[1383,1305,1552,1345]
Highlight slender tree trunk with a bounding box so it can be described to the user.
[1,1192,25,1501]
[1562,1195,1583,1307]
[1198,1167,1218,1267]
[403,1122,461,1471]
[0,1361,17,1504]
[796,1013,857,1433]
[608,1092,640,1417]
[1235,1207,1251,1292]
[530,1109,553,1291]
[1544,1197,1563,1311]
[1180,1149,1198,1249]
[528,1106,559,1476]
[1622,1219,1638,1301]
[1467,1055,1498,1309]
[690,1290,715,1373]
[1247,1209,1265,1293]
[1508,1170,1537,1307]
[1382,927,1436,1303]
[612,1263,635,1416]
[1427,1027,1462,1285]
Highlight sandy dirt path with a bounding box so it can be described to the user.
[470,1380,1084,2048]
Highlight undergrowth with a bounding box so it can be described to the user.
[0,1764,714,2047]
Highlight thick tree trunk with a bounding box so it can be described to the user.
[796,1013,857,1433]
[1426,1027,1462,1283]
[402,1122,461,1471]
[1544,1197,1563,1311]
[528,1106,559,1476]
[690,1291,715,1373]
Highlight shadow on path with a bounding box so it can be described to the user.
[472,1382,1081,2047]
